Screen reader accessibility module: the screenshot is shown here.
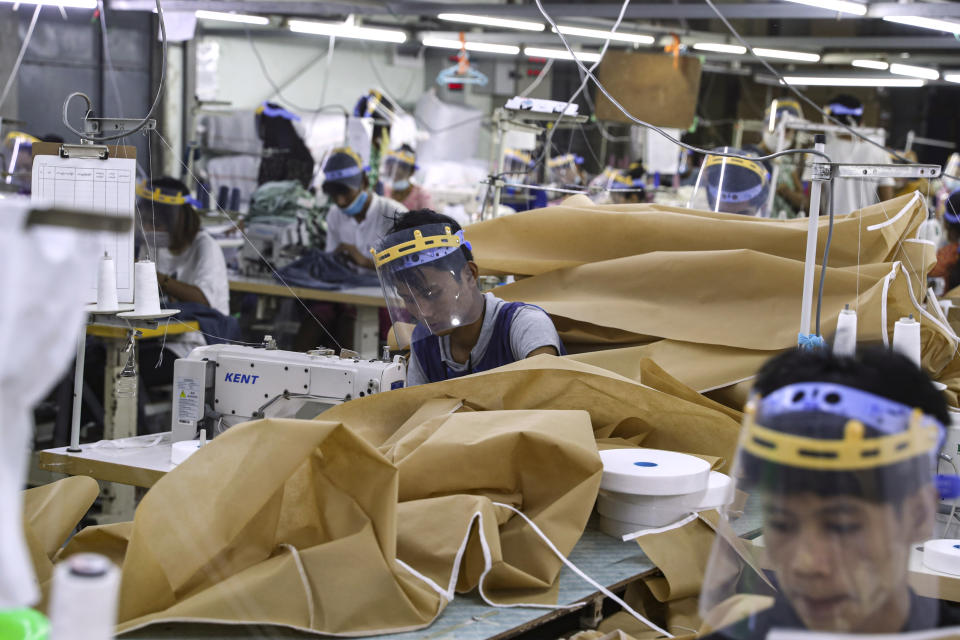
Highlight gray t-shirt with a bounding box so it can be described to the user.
[406,292,562,386]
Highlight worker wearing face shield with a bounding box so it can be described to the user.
[321,147,406,271]
[755,99,809,218]
[698,347,960,639]
[373,209,565,386]
[690,148,771,217]
[609,164,648,205]
[382,145,432,211]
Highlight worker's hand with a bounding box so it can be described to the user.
[335,243,365,265]
[157,272,173,290]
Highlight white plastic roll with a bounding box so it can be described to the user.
[922,539,960,576]
[49,553,120,640]
[832,307,858,357]
[596,492,689,527]
[96,254,119,311]
[171,439,201,465]
[599,448,711,496]
[133,260,162,315]
[596,514,650,539]
[603,472,734,513]
[893,315,922,367]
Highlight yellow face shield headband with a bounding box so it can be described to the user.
[136,182,201,208]
[371,226,463,268]
[704,154,768,182]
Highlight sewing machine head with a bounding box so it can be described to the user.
[171,339,405,441]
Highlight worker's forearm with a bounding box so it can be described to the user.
[161,277,209,306]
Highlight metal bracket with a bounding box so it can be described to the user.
[808,162,941,182]
[83,117,156,137]
[59,143,110,160]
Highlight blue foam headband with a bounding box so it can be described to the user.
[828,103,864,117]
[260,103,301,122]
[945,211,960,225]
[760,382,944,440]
[708,181,766,203]
[324,165,363,181]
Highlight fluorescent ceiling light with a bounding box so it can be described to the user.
[0,0,96,7]
[195,10,269,25]
[945,73,960,84]
[851,59,889,70]
[554,25,654,45]
[783,75,925,87]
[890,62,939,80]
[754,48,821,62]
[438,13,544,32]
[289,19,406,43]
[693,42,747,54]
[421,37,519,55]
[524,47,602,62]
[883,15,960,35]
[782,0,867,16]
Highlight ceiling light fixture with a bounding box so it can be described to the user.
[693,43,747,54]
[195,10,269,25]
[288,19,406,43]
[945,73,960,84]
[438,13,544,32]
[782,75,925,87]
[554,25,654,45]
[754,48,821,62]
[850,59,889,70]
[523,47,602,62]
[0,0,96,7]
[883,15,960,36]
[421,37,519,55]
[889,62,939,80]
[782,0,867,16]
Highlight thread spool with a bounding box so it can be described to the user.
[832,305,857,357]
[133,260,162,315]
[893,315,922,368]
[923,539,960,576]
[96,253,119,311]
[599,448,711,496]
[49,553,120,640]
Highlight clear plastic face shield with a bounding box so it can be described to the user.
[380,150,416,190]
[762,99,804,151]
[135,181,201,249]
[3,132,38,191]
[689,148,771,217]
[588,167,619,203]
[548,154,582,186]
[503,149,534,183]
[372,224,485,349]
[699,382,948,637]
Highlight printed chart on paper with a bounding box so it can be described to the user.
[30,155,137,303]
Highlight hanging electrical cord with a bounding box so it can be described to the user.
[0,4,42,112]
[62,0,166,142]
[96,0,126,117]
[519,58,554,98]
[701,0,960,183]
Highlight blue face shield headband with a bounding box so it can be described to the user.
[258,103,301,122]
[828,103,864,117]
[708,181,767,204]
[324,165,364,182]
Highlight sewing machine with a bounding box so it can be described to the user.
[171,340,406,442]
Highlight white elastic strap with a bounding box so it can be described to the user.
[865,191,918,231]
[492,502,675,638]
[880,262,900,347]
[279,544,316,628]
[900,253,960,348]
[620,513,699,542]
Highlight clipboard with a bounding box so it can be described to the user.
[30,142,138,303]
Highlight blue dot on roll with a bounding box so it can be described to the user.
[634,461,658,468]
[954,544,960,550]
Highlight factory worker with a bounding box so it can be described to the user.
[373,209,565,386]
[382,144,433,211]
[755,99,808,218]
[354,89,397,191]
[609,165,647,205]
[691,148,771,217]
[256,102,315,190]
[698,347,960,639]
[322,147,407,271]
[931,190,960,287]
[822,94,895,215]
[136,178,236,431]
[548,153,585,187]
[3,131,38,194]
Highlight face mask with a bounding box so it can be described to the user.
[342,190,369,217]
[144,231,171,250]
[392,179,410,191]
